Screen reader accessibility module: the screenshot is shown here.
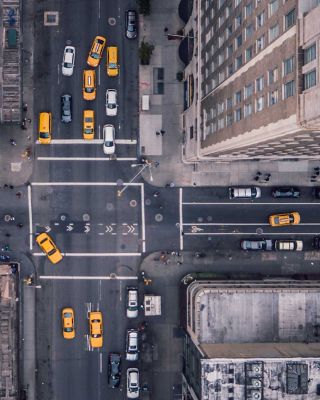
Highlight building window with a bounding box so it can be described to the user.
[269,24,279,42]
[227,97,233,110]
[269,90,279,106]
[226,25,233,39]
[256,35,265,51]
[218,15,225,28]
[246,46,253,61]
[219,35,224,48]
[235,13,242,29]
[226,6,231,18]
[218,117,225,130]
[244,103,253,117]
[304,43,316,65]
[226,113,233,126]
[283,56,294,76]
[256,76,264,91]
[285,8,295,29]
[244,83,253,99]
[235,0,241,7]
[218,53,225,66]
[304,69,316,90]
[235,90,242,104]
[256,96,264,112]
[269,67,278,84]
[228,63,234,76]
[227,44,233,58]
[217,102,225,114]
[269,0,279,16]
[219,71,225,83]
[256,11,265,28]
[235,54,243,69]
[218,0,226,9]
[284,80,295,98]
[245,2,253,18]
[245,24,254,39]
[235,108,242,121]
[236,34,242,48]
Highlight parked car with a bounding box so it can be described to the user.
[35,233,63,264]
[229,187,261,199]
[106,89,118,116]
[269,212,300,227]
[108,353,121,388]
[271,187,300,198]
[274,240,303,251]
[127,368,139,399]
[62,45,75,76]
[61,94,72,123]
[103,124,115,155]
[313,188,320,199]
[126,329,138,361]
[125,10,137,39]
[313,237,320,249]
[127,287,138,318]
[240,239,273,251]
[89,311,103,348]
[62,308,75,339]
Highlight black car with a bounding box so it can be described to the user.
[108,353,121,388]
[61,94,72,123]
[125,10,137,39]
[313,187,320,199]
[271,187,300,198]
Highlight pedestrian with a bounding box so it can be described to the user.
[311,175,317,179]
[23,103,28,112]
[160,130,166,136]
[153,191,160,197]
[164,27,168,33]
[27,118,32,123]
[17,223,23,228]
[9,138,16,146]
[177,261,182,265]
[256,171,262,176]
[16,192,22,199]
[254,176,259,181]
[311,179,317,182]
[5,233,11,237]
[265,173,271,178]
[316,171,320,176]
[156,131,160,136]
[9,185,14,190]
[314,167,320,171]
[265,177,270,182]
[3,184,8,189]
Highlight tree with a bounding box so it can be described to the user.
[139,41,154,65]
[137,0,151,16]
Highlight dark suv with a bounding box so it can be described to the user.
[108,353,121,388]
[271,187,300,198]
[125,10,137,39]
[61,94,72,123]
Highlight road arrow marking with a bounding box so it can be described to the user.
[66,223,74,232]
[84,224,90,234]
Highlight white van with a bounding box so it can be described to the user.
[229,187,261,199]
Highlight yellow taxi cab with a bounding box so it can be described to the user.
[83,70,96,101]
[62,308,75,339]
[36,233,63,264]
[87,36,106,67]
[269,212,300,227]
[89,311,103,348]
[83,110,95,140]
[106,46,119,77]
[38,112,52,144]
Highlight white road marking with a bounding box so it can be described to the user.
[179,188,184,251]
[99,353,103,373]
[28,185,33,250]
[183,222,320,226]
[183,202,320,206]
[98,125,101,140]
[185,232,320,236]
[33,252,141,257]
[31,182,143,187]
[98,0,100,18]
[140,184,146,252]
[37,157,137,161]
[40,275,139,280]
[36,139,137,144]
[98,65,101,86]
[57,64,60,85]
[99,280,102,301]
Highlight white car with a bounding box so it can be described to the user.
[126,329,138,361]
[106,89,118,116]
[127,368,139,399]
[103,124,115,155]
[62,46,75,76]
[127,287,138,318]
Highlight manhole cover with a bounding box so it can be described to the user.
[83,214,90,221]
[106,203,114,211]
[145,199,151,206]
[197,217,203,222]
[110,273,117,279]
[256,228,263,235]
[60,214,67,221]
[207,216,213,221]
[108,17,116,26]
[155,214,163,222]
[116,179,124,187]
[130,200,137,207]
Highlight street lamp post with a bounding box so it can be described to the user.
[117,161,155,197]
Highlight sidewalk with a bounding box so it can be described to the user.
[138,2,320,188]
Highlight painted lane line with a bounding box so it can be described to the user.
[183,222,320,226]
[179,188,184,251]
[31,182,143,187]
[57,64,60,85]
[140,184,146,252]
[183,202,320,206]
[39,275,139,280]
[33,252,141,257]
[98,65,101,86]
[37,157,137,161]
[36,139,137,144]
[99,353,103,373]
[98,125,101,140]
[28,185,33,250]
[184,232,320,236]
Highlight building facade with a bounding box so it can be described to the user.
[181,0,320,160]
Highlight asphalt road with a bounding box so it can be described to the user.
[28,1,320,400]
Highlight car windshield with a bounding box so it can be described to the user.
[40,132,50,138]
[63,62,72,68]
[84,129,93,134]
[93,333,101,338]
[64,327,73,332]
[64,312,72,318]
[91,52,99,59]
[85,117,93,122]
[109,63,117,69]
[128,25,135,31]
[48,248,57,256]
[86,88,94,93]
[108,104,116,108]
[105,140,114,147]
